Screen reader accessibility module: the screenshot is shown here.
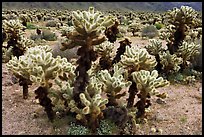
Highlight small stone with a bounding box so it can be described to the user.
[32,112,38,118]
[11,76,18,84]
[18,131,26,135]
[156,98,166,104]
[156,128,163,134]
[150,127,156,133]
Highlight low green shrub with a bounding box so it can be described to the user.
[26,22,37,29]
[67,122,90,135]
[45,20,57,27]
[42,30,57,41]
[141,25,159,39]
[154,23,164,30]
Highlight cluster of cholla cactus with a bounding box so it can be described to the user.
[2,19,36,62]
[94,41,115,70]
[60,7,115,113]
[145,39,167,72]
[4,6,202,134]
[117,46,158,110]
[98,65,132,106]
[132,70,169,119]
[165,6,201,54]
[6,45,75,121]
[159,51,183,74]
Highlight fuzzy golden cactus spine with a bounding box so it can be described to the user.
[165,6,199,54]
[60,7,115,109]
[131,70,169,119]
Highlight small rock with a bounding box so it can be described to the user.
[32,112,38,118]
[156,98,166,104]
[11,76,18,84]
[18,131,26,135]
[3,80,13,86]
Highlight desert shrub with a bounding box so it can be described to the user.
[30,33,43,41]
[67,122,90,135]
[141,25,158,39]
[97,119,118,135]
[26,22,37,29]
[154,23,163,30]
[42,30,57,41]
[45,20,57,27]
[51,43,78,60]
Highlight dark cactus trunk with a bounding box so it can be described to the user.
[105,21,119,43]
[167,25,186,55]
[112,38,131,65]
[35,86,55,122]
[135,92,151,120]
[73,37,97,108]
[19,77,32,99]
[127,81,138,108]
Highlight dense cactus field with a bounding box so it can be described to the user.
[2,5,202,135]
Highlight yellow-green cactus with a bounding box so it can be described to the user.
[131,70,169,119]
[60,7,115,115]
[98,65,132,106]
[67,76,108,132]
[176,41,201,69]
[2,19,35,61]
[3,19,26,39]
[159,51,183,74]
[61,7,115,51]
[166,6,199,27]
[165,6,200,54]
[94,40,115,70]
[7,45,77,121]
[119,46,157,72]
[145,39,167,56]
[145,39,167,72]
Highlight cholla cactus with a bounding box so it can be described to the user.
[131,70,169,119]
[165,6,200,54]
[159,51,183,74]
[128,22,142,36]
[118,45,157,108]
[119,46,157,72]
[176,41,201,69]
[2,19,35,61]
[183,76,196,84]
[68,76,109,132]
[145,39,166,56]
[3,19,25,39]
[94,40,115,70]
[98,65,132,106]
[60,7,115,50]
[145,39,167,72]
[6,45,75,121]
[60,7,115,110]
